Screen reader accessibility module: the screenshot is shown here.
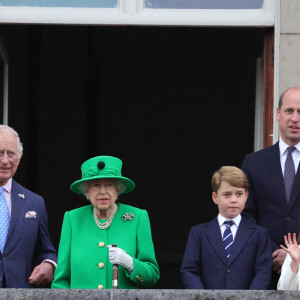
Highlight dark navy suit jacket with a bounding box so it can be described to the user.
[0,180,57,288]
[180,216,272,289]
[242,142,300,252]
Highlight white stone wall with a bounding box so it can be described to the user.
[280,0,300,93]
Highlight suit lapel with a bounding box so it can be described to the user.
[228,218,254,265]
[288,161,300,212]
[268,142,300,212]
[267,142,288,210]
[7,180,24,238]
[204,218,227,265]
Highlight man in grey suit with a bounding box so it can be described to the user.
[242,86,300,288]
[0,125,57,288]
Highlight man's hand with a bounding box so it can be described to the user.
[28,261,55,286]
[272,248,287,274]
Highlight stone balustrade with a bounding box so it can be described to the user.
[0,289,300,300]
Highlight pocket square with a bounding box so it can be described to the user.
[25,211,37,218]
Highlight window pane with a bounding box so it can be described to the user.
[145,0,264,9]
[0,0,117,8]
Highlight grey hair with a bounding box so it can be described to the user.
[79,179,127,199]
[0,124,23,158]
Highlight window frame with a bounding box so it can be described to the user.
[0,38,8,125]
[0,0,275,26]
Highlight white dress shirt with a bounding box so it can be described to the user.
[277,246,300,290]
[279,138,300,175]
[217,213,241,241]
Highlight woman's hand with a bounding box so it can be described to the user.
[107,245,133,272]
[280,233,300,273]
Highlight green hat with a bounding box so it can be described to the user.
[70,156,135,195]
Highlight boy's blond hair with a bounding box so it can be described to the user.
[212,166,248,193]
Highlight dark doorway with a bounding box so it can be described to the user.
[0,25,264,288]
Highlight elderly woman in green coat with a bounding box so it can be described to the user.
[51,156,160,289]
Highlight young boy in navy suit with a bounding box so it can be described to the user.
[180,166,272,289]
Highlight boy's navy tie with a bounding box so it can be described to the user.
[284,146,296,202]
[223,220,234,259]
[0,186,9,253]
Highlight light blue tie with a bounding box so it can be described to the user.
[0,186,9,253]
[223,220,234,259]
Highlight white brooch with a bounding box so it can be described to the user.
[18,193,25,199]
[122,213,135,221]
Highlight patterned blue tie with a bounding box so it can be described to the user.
[223,220,234,259]
[284,146,296,202]
[0,186,9,253]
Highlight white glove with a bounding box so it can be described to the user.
[107,245,134,272]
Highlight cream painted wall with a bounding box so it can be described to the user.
[279,0,300,93]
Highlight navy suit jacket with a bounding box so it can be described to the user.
[180,216,272,289]
[242,142,300,251]
[0,180,57,288]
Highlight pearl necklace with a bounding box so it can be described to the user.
[93,204,118,230]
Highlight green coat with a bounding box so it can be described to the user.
[51,203,160,289]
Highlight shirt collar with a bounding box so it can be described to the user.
[2,178,12,194]
[217,213,241,227]
[279,137,300,156]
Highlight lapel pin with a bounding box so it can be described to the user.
[18,193,25,199]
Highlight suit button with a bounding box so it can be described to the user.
[98,262,105,269]
[98,285,104,289]
[99,242,105,247]
[226,268,231,273]
[286,217,291,221]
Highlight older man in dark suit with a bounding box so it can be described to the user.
[242,86,300,288]
[0,124,57,288]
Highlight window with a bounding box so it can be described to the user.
[0,0,274,26]
[0,0,117,8]
[145,0,264,9]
